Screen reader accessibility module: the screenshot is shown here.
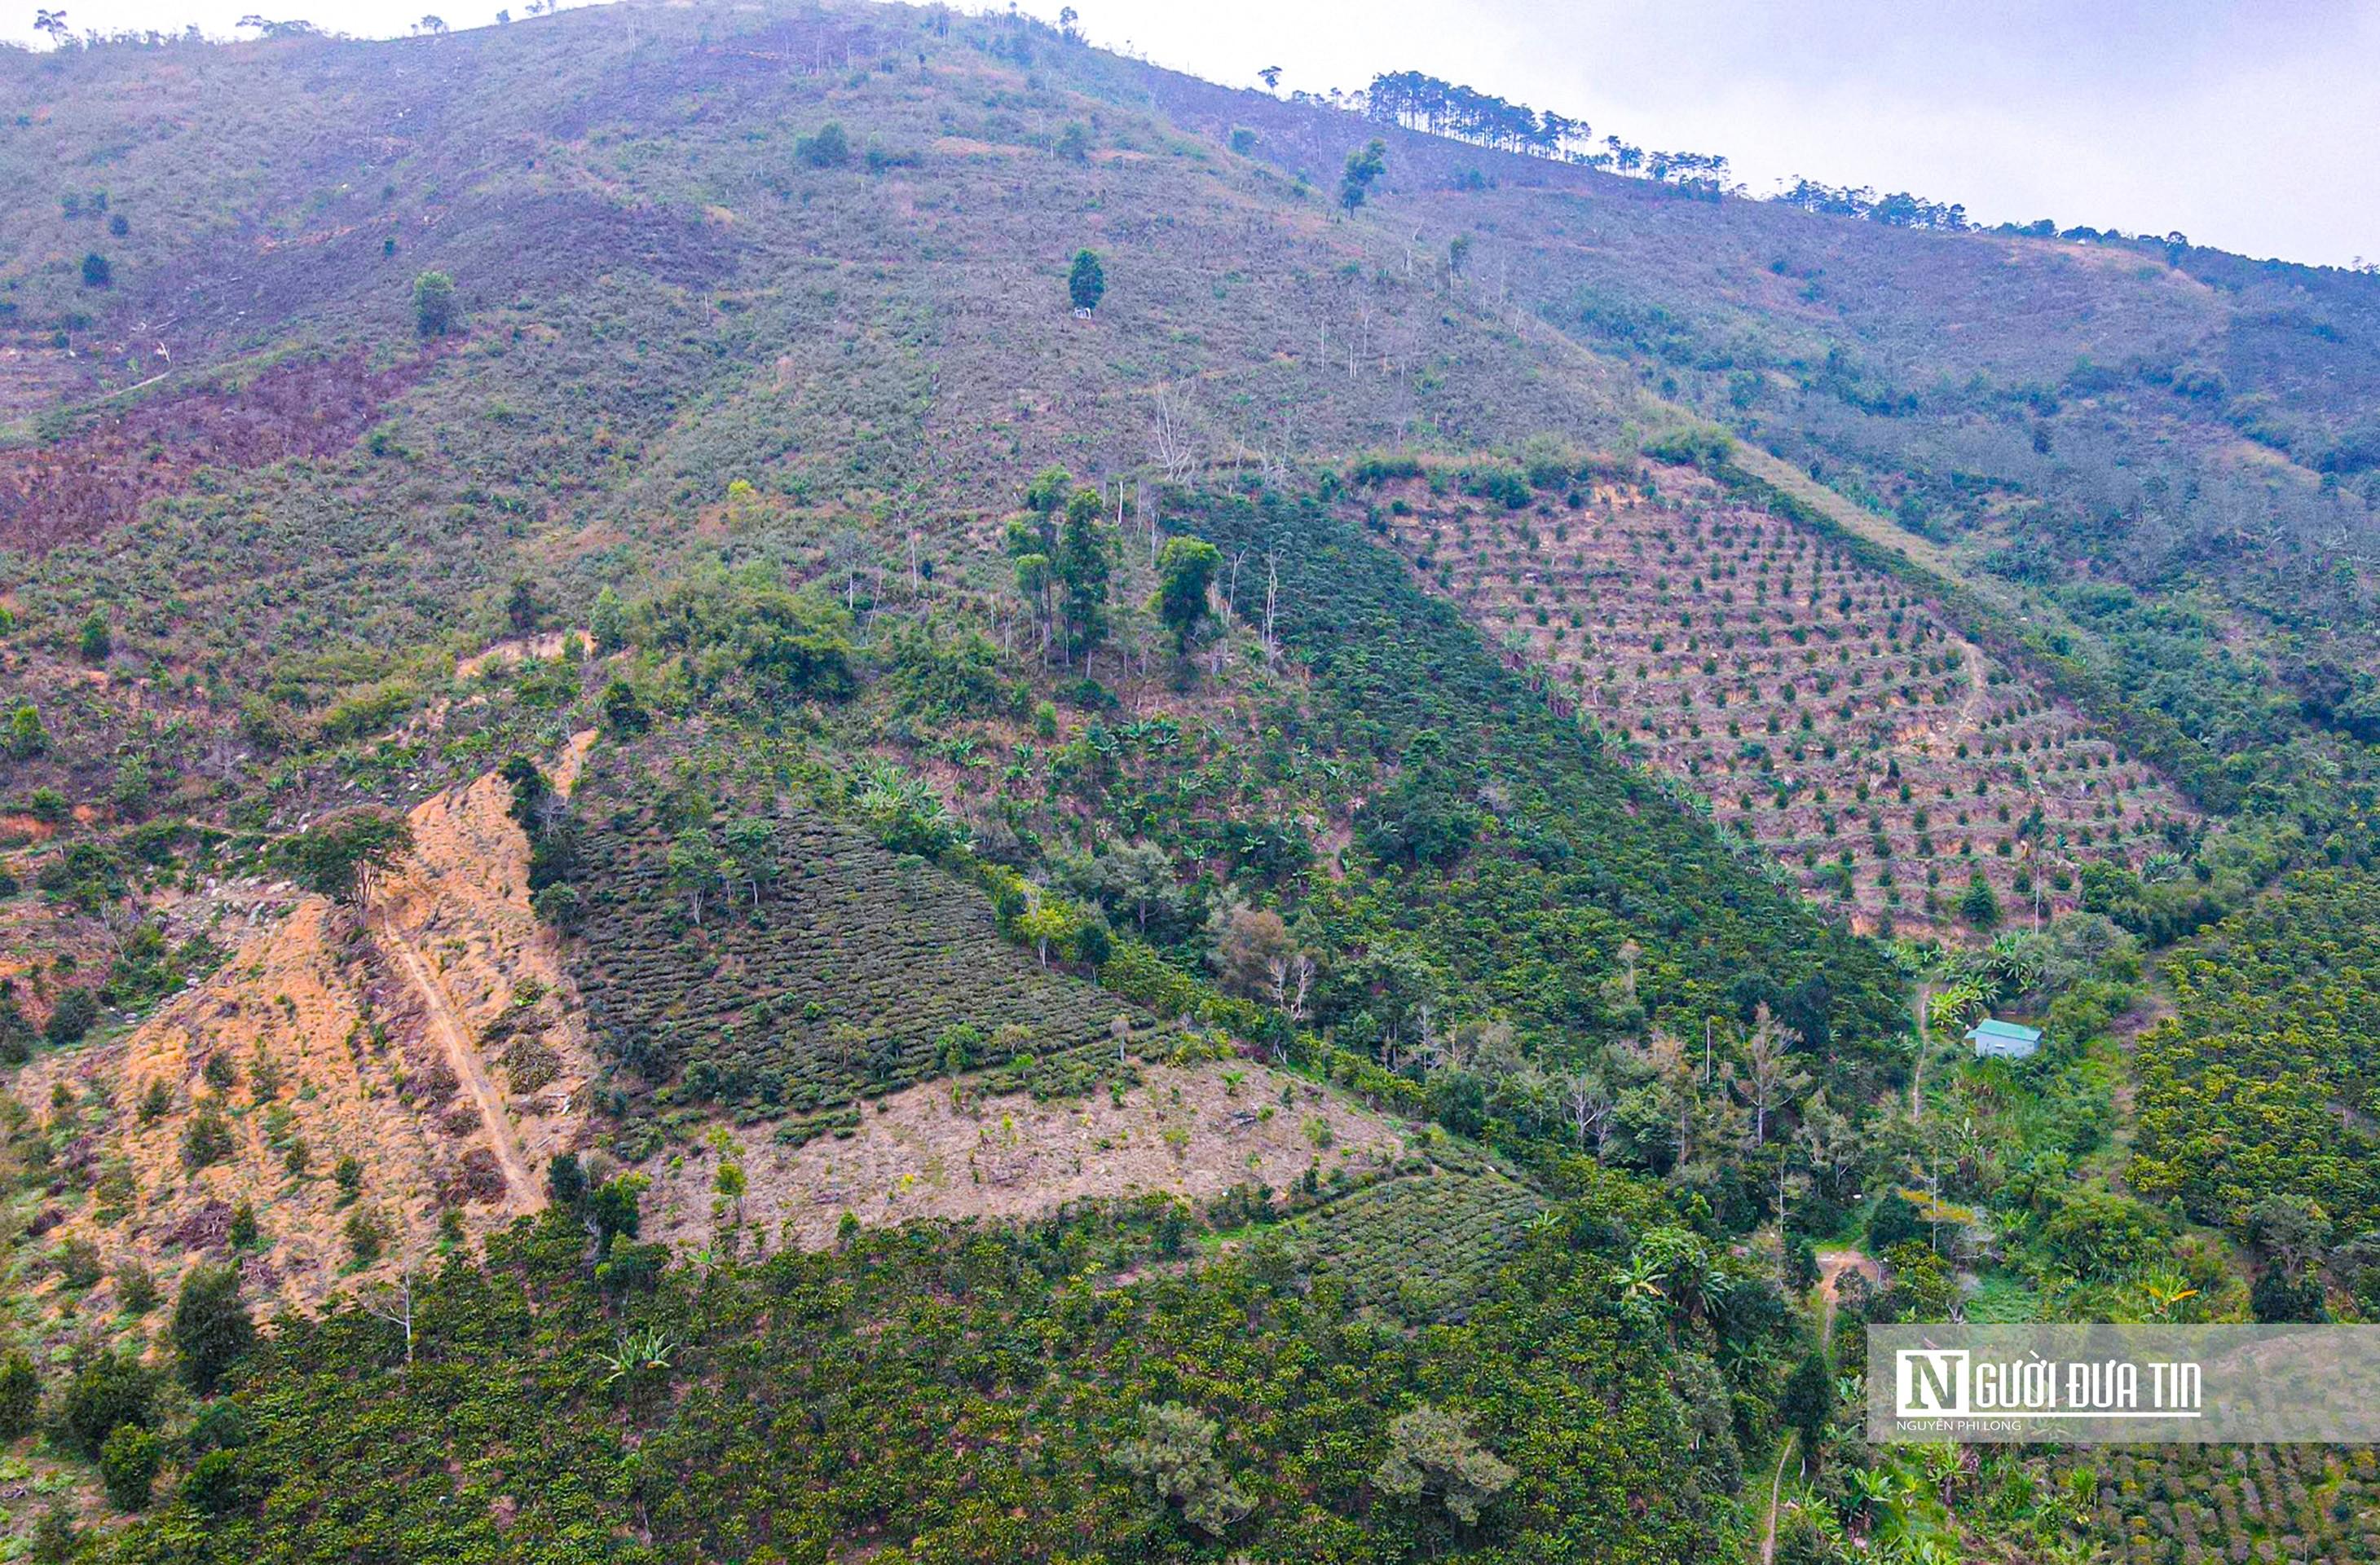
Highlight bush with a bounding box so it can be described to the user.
[43,987,99,1047]
[0,1351,38,1438]
[183,1100,236,1168]
[795,121,849,168]
[115,1262,159,1316]
[81,251,112,288]
[184,1446,272,1515]
[1867,1189,1924,1250]
[60,1351,153,1458]
[412,270,456,336]
[99,1422,162,1510]
[171,1263,256,1393]
[2040,1191,2168,1280]
[1960,872,2003,930]
[344,1210,385,1264]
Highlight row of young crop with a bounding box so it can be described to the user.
[1379,478,2197,933]
[562,743,1150,1127]
[1291,1168,1543,1320]
[2077,1444,2379,1565]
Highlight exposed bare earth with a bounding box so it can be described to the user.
[17,733,596,1316]
[642,1060,1409,1253]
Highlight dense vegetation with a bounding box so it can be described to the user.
[2131,870,2380,1274]
[68,1174,1774,1565]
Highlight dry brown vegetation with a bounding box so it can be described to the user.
[641,1059,1405,1254]
[1378,462,2197,936]
[0,350,432,554]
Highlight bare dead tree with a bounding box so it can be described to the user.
[1265,950,1316,1022]
[1566,1070,1617,1158]
[361,1247,423,1367]
[1261,552,1281,662]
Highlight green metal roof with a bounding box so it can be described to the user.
[1965,1019,2043,1043]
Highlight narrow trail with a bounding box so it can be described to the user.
[374,913,540,1212]
[1951,638,1990,736]
[1759,1432,1796,1565]
[1816,1249,1875,1341]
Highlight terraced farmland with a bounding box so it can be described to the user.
[1374,465,2198,937]
[2074,1445,2380,1565]
[564,744,1166,1137]
[1291,1166,1544,1320]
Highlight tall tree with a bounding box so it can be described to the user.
[1068,249,1104,313]
[1338,138,1386,215]
[1733,1005,1811,1146]
[1152,536,1220,655]
[1054,487,1113,662]
[279,809,413,906]
[667,826,727,925]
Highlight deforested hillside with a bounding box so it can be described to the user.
[3,4,2379,1563]
[1368,455,2198,936]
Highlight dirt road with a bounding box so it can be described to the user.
[375,915,540,1213]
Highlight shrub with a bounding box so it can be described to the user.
[2041,1192,2169,1280]
[183,1100,236,1168]
[1867,1189,1924,1250]
[115,1263,159,1316]
[412,270,456,336]
[1960,871,2003,930]
[81,251,111,287]
[344,1210,384,1264]
[184,1448,269,1515]
[0,1351,38,1438]
[172,1263,256,1394]
[795,121,849,167]
[60,1351,153,1457]
[43,987,99,1047]
[99,1423,162,1510]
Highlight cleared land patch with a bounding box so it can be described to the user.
[1375,463,2197,937]
[0,350,432,554]
[15,743,591,1317]
[641,1060,1407,1253]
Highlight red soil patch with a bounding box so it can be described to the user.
[0,349,434,554]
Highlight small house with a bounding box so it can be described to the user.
[1964,1018,2043,1060]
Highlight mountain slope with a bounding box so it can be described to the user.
[3,5,2378,1563]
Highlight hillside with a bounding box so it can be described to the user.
[1,3,2378,1563]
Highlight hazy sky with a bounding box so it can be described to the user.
[8,0,2374,267]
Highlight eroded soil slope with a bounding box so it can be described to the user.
[20,734,594,1316]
